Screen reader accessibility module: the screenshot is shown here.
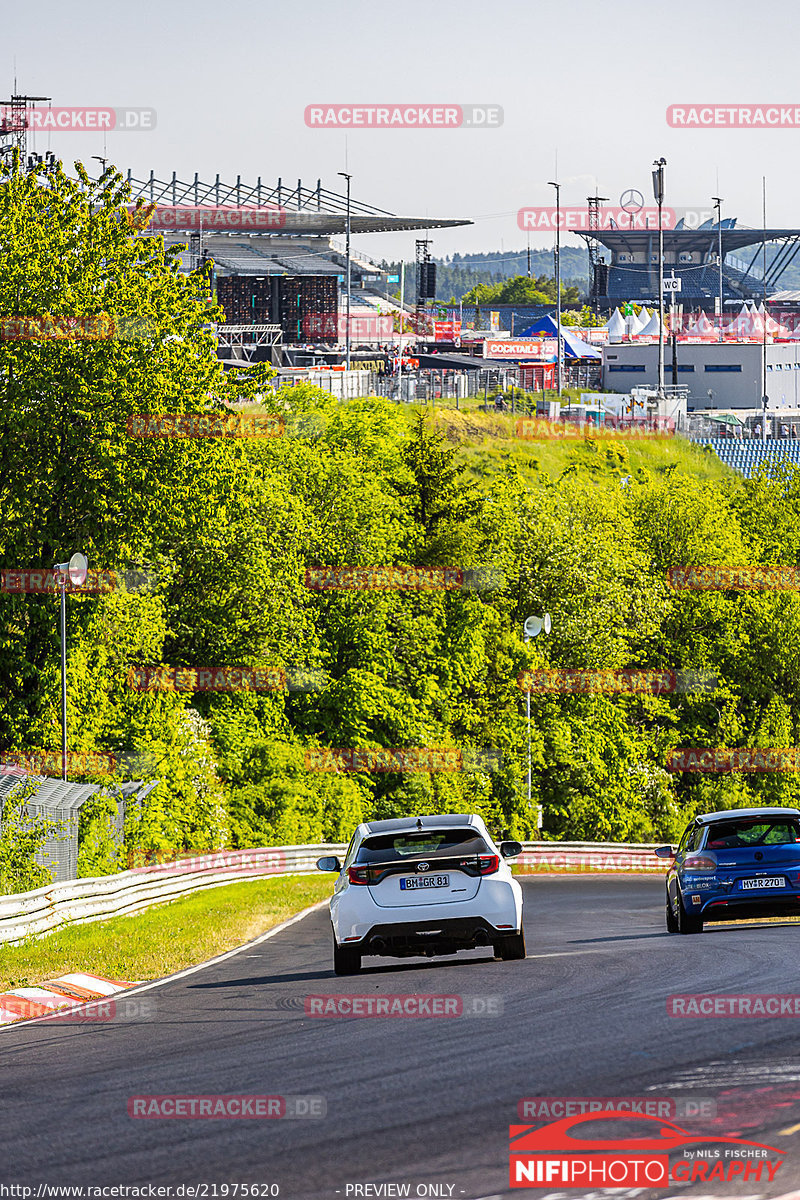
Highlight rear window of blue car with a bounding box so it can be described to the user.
[704,820,800,848]
[356,830,491,863]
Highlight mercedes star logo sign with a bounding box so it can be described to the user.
[417,861,430,871]
[620,188,644,214]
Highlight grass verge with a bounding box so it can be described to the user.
[0,874,334,993]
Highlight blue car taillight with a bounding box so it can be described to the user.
[684,853,717,872]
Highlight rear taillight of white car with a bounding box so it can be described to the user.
[347,865,371,885]
[460,854,500,876]
[684,853,717,872]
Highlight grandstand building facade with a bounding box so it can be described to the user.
[124,171,471,354]
[583,220,800,308]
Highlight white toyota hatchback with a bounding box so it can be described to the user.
[316,813,525,974]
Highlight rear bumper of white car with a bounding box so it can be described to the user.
[331,877,523,956]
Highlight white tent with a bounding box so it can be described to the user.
[724,308,761,338]
[625,309,645,337]
[638,310,666,338]
[605,308,626,342]
[688,312,716,338]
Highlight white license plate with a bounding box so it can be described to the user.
[400,874,449,891]
[741,876,785,890]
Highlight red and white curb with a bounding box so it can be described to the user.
[0,972,134,1024]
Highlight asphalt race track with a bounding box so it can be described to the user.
[5,876,800,1199]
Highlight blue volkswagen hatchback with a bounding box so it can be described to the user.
[657,807,800,934]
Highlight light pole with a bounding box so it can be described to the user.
[54,552,88,781]
[523,613,551,832]
[338,171,352,373]
[712,196,724,342]
[652,158,667,397]
[397,259,405,402]
[761,175,768,444]
[548,181,562,399]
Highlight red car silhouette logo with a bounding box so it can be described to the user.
[510,1111,782,1155]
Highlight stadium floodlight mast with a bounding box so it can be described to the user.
[712,196,724,342]
[523,613,551,831]
[54,552,88,781]
[338,171,352,373]
[652,158,667,397]
[547,181,562,399]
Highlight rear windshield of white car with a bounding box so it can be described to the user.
[703,820,800,849]
[356,830,491,863]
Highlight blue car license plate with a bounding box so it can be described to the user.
[740,876,784,890]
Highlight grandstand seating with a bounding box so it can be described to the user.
[693,437,800,478]
[605,263,772,304]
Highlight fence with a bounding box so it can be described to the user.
[0,841,668,945]
[0,771,158,882]
[273,369,379,399]
[375,366,602,408]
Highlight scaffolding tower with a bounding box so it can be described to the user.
[0,95,51,173]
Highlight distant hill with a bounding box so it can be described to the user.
[433,248,590,302]
[382,247,590,302]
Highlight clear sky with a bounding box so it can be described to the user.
[5,0,799,265]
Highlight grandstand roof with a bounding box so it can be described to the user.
[126,171,471,236]
[585,227,800,255]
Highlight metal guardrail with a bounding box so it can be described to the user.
[0,844,342,946]
[0,841,666,945]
